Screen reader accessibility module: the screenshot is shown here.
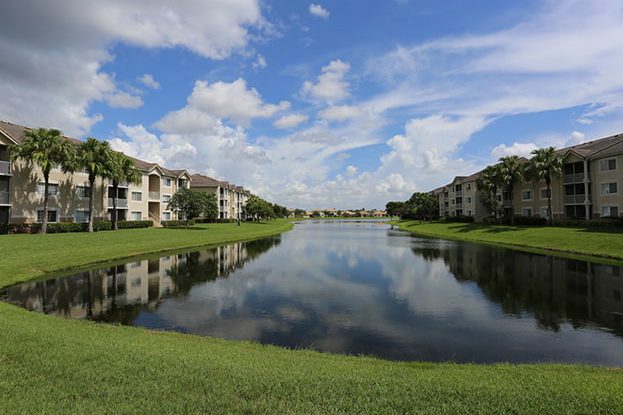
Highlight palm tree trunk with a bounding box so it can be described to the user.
[546,178,553,226]
[88,176,95,233]
[112,182,119,231]
[41,170,49,234]
[509,185,515,225]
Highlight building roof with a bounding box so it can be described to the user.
[190,173,222,187]
[559,132,623,159]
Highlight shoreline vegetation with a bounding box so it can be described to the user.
[390,220,623,262]
[1,220,623,413]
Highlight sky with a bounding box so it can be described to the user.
[1,0,623,209]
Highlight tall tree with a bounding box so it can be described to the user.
[524,146,563,225]
[77,138,114,233]
[9,128,75,234]
[167,188,217,227]
[498,155,525,225]
[385,201,405,218]
[403,192,438,220]
[476,165,503,220]
[107,152,142,230]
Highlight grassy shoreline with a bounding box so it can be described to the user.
[391,220,623,262]
[1,220,623,413]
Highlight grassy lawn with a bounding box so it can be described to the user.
[1,220,622,413]
[392,220,623,261]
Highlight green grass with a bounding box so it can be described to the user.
[392,220,623,261]
[1,220,623,413]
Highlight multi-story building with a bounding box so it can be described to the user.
[0,120,192,227]
[433,131,623,222]
[190,174,250,220]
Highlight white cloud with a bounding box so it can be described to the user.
[318,105,363,121]
[138,73,160,89]
[309,4,330,19]
[491,142,538,159]
[106,91,144,109]
[159,79,289,128]
[569,131,586,145]
[274,114,309,129]
[252,54,267,70]
[0,0,266,135]
[345,165,358,176]
[302,60,351,102]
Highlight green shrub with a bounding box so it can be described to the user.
[118,220,153,229]
[444,215,474,223]
[555,217,623,227]
[47,222,86,233]
[514,216,547,226]
[162,220,195,228]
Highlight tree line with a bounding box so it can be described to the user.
[385,192,438,220]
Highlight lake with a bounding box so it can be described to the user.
[2,220,623,364]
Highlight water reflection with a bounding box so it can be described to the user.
[2,221,622,365]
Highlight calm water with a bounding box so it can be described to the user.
[3,220,623,365]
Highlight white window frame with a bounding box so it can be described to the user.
[36,208,58,223]
[74,209,90,223]
[522,208,533,217]
[601,205,619,218]
[600,158,617,172]
[521,190,532,201]
[466,197,472,204]
[163,178,172,187]
[466,210,472,216]
[131,191,143,202]
[600,181,618,195]
[76,186,90,198]
[162,194,172,203]
[37,182,59,197]
[539,188,550,200]
[540,207,550,218]
[161,211,172,221]
[131,211,142,221]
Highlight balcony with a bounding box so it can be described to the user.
[455,203,463,209]
[564,194,589,205]
[149,191,160,200]
[108,198,128,208]
[0,191,9,205]
[454,191,463,197]
[502,200,512,208]
[563,173,587,184]
[0,161,10,176]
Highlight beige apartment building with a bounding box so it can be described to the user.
[433,131,623,222]
[190,174,250,220]
[0,120,196,227]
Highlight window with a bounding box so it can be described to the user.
[74,210,90,223]
[540,188,550,199]
[163,178,172,187]
[521,190,532,201]
[131,278,142,288]
[466,210,472,216]
[36,209,57,223]
[522,208,533,217]
[162,211,172,220]
[76,186,90,198]
[131,191,142,201]
[37,182,58,196]
[131,211,142,221]
[600,158,617,171]
[466,184,471,190]
[601,182,618,195]
[601,206,619,217]
[467,197,472,204]
[540,207,550,218]
[162,194,171,203]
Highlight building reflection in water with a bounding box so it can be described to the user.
[0,236,281,322]
[412,240,623,337]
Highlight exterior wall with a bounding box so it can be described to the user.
[513,176,565,219]
[591,154,622,218]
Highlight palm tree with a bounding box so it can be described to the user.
[498,155,525,225]
[77,138,114,233]
[476,164,502,220]
[107,152,142,230]
[524,147,563,225]
[9,128,75,234]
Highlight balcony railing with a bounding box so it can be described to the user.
[502,200,512,208]
[0,191,9,205]
[108,198,128,208]
[454,191,463,197]
[563,173,586,184]
[455,203,463,209]
[564,194,589,205]
[149,191,160,200]
[0,160,11,175]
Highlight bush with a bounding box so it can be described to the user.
[513,216,547,226]
[47,222,86,233]
[118,220,153,229]
[162,219,195,228]
[555,217,623,227]
[444,215,474,223]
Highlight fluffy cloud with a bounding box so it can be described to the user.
[252,54,267,70]
[0,0,265,135]
[491,142,539,159]
[106,91,144,109]
[302,60,351,102]
[138,74,160,90]
[274,114,309,129]
[309,4,330,19]
[159,79,289,128]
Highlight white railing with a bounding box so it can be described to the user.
[108,198,128,208]
[563,173,586,184]
[149,191,160,200]
[564,194,587,205]
[0,161,10,175]
[454,191,463,197]
[0,191,9,205]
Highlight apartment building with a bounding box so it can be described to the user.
[190,174,250,219]
[0,120,192,227]
[433,131,623,222]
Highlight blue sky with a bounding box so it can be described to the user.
[1,1,623,209]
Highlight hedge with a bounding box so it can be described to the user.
[2,220,153,234]
[444,215,475,223]
[162,220,195,228]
